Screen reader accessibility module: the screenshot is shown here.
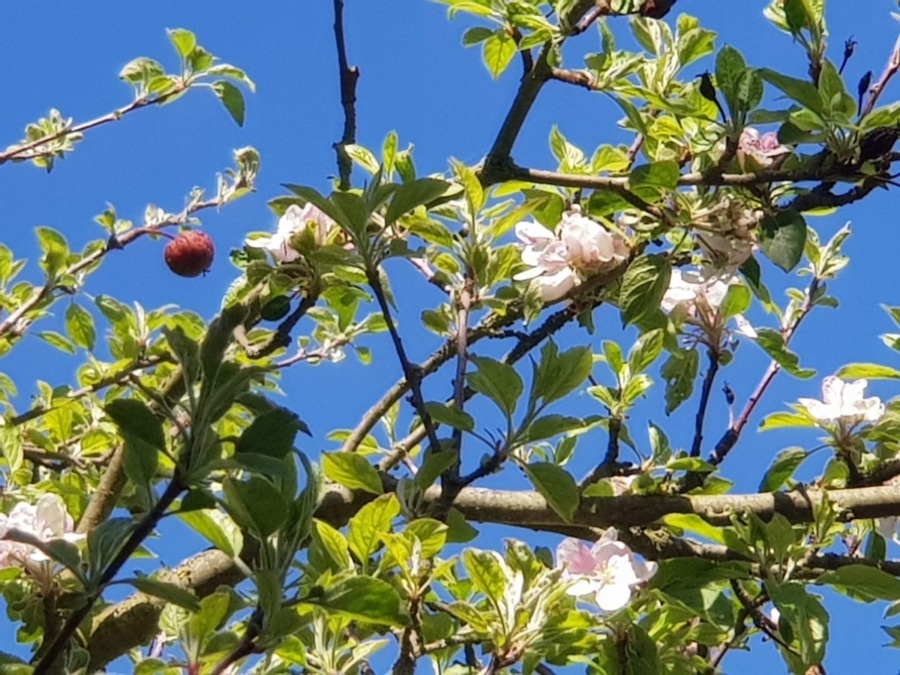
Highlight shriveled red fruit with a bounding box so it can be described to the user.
[164,230,215,278]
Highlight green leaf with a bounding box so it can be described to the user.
[767,581,829,665]
[760,68,824,117]
[178,509,241,557]
[468,356,523,418]
[520,415,583,443]
[167,28,196,59]
[105,399,165,451]
[446,507,478,543]
[818,565,900,602]
[423,401,474,432]
[222,476,287,538]
[628,329,664,374]
[213,81,245,126]
[88,518,135,578]
[522,462,578,522]
[753,328,816,379]
[661,348,699,414]
[662,514,726,545]
[312,519,351,569]
[666,457,715,472]
[759,412,815,430]
[415,450,458,490]
[462,26,494,46]
[718,285,751,319]
[629,161,679,195]
[836,363,900,380]
[625,623,660,675]
[65,304,96,351]
[322,452,383,494]
[759,211,806,271]
[348,494,400,563]
[385,178,450,225]
[283,186,352,231]
[37,331,75,354]
[619,254,671,326]
[405,518,448,558]
[308,576,406,626]
[124,577,200,612]
[482,31,517,79]
[162,326,200,383]
[760,448,808,491]
[462,549,506,604]
[715,45,748,115]
[532,343,593,405]
[199,304,246,388]
[235,408,309,459]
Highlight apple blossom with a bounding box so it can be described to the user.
[556,527,657,612]
[737,127,791,171]
[0,494,83,582]
[246,203,335,263]
[797,376,885,427]
[661,269,757,340]
[514,209,628,302]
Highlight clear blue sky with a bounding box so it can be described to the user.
[2,2,900,673]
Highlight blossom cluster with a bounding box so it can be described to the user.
[0,494,82,584]
[556,527,657,612]
[246,203,337,263]
[660,268,756,342]
[737,127,791,171]
[798,376,885,428]
[514,208,629,301]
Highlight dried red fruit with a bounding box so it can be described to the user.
[164,230,215,278]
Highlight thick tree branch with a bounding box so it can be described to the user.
[87,479,900,667]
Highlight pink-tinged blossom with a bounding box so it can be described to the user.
[0,495,83,584]
[246,203,335,262]
[514,210,628,302]
[797,376,885,426]
[556,528,657,612]
[737,127,791,171]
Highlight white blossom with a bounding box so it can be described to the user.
[0,495,83,582]
[514,210,628,302]
[246,203,335,263]
[661,269,757,339]
[797,376,885,426]
[556,528,657,612]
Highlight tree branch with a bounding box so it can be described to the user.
[332,0,359,190]
[859,30,900,119]
[0,85,189,166]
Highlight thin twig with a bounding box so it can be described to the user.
[0,86,188,166]
[344,307,522,457]
[444,279,474,492]
[9,355,171,427]
[378,302,584,472]
[690,349,720,458]
[332,0,360,190]
[859,31,900,119]
[708,277,820,467]
[0,199,221,341]
[367,268,443,456]
[244,293,319,359]
[209,611,262,675]
[34,478,186,674]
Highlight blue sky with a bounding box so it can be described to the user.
[2,1,900,672]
